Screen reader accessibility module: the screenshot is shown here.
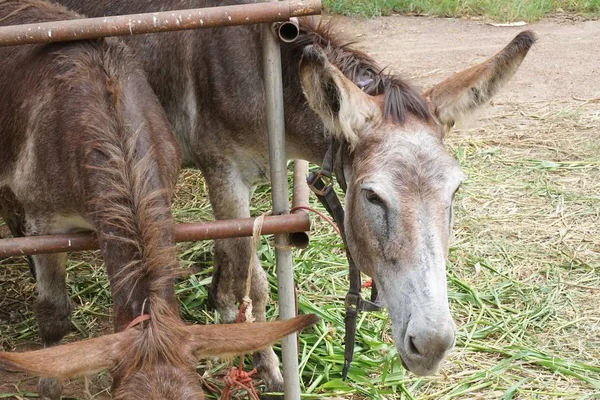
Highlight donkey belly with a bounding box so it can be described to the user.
[46,214,94,234]
[5,192,93,236]
[19,213,93,236]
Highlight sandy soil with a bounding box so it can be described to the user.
[334,14,600,103]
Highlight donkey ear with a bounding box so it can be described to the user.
[0,330,137,379]
[423,31,537,132]
[299,45,381,149]
[187,314,318,359]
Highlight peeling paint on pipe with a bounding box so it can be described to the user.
[0,0,321,46]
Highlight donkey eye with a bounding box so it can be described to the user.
[364,189,383,205]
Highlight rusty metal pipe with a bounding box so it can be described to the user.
[275,17,299,43]
[0,0,321,47]
[0,213,310,257]
[291,159,310,249]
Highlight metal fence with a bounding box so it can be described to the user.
[0,1,322,398]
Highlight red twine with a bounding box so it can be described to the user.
[125,313,151,330]
[290,205,341,235]
[218,301,260,400]
[220,367,259,400]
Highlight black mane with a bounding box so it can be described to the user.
[286,18,432,124]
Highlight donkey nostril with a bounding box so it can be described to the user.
[408,335,420,356]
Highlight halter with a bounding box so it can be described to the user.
[307,136,382,381]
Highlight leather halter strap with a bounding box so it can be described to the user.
[307,137,382,381]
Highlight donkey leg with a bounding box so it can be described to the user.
[249,262,286,397]
[32,252,72,400]
[0,189,36,277]
[205,169,284,394]
[2,215,36,278]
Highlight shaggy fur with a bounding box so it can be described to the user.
[0,2,319,399]
[52,0,536,389]
[289,18,432,125]
[0,0,182,397]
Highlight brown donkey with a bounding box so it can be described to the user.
[0,310,317,399]
[57,0,536,388]
[0,1,318,398]
[0,0,176,398]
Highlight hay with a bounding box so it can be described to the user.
[1,100,599,398]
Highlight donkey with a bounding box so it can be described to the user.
[0,306,317,399]
[58,0,535,390]
[0,0,179,397]
[0,2,319,398]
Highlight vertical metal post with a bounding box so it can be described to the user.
[262,19,301,400]
[291,160,310,249]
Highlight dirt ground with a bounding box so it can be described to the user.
[335,14,599,103]
[1,14,598,399]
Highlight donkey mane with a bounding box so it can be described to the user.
[48,31,178,305]
[288,18,432,124]
[73,46,187,372]
[0,0,73,23]
[85,107,186,375]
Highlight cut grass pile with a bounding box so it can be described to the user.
[1,100,599,398]
[324,0,600,21]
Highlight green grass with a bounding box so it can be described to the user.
[1,104,599,397]
[324,0,600,21]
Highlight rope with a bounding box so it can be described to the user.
[220,367,259,400]
[290,205,341,236]
[272,242,294,251]
[290,206,372,291]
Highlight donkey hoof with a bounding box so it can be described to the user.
[38,377,62,400]
[260,379,284,400]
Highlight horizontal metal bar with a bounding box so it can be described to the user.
[0,213,310,257]
[0,0,321,47]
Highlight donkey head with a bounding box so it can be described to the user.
[300,31,536,375]
[0,314,317,399]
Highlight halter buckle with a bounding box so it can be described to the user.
[307,170,333,197]
[344,292,361,311]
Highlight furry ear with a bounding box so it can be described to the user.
[299,45,381,149]
[0,329,138,379]
[187,314,318,359]
[424,31,537,132]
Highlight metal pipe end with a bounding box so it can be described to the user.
[290,231,310,249]
[276,17,299,43]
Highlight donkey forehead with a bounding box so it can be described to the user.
[355,128,465,191]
